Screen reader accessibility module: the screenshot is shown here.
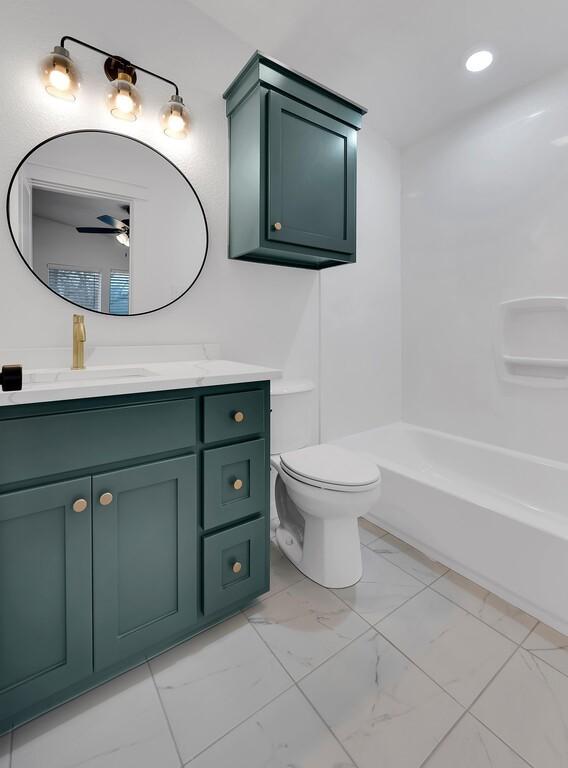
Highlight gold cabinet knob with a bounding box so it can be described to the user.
[232,410,245,423]
[72,498,88,513]
[232,561,242,574]
[99,492,113,506]
[232,478,243,491]
[273,222,282,231]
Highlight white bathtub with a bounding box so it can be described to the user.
[334,422,568,634]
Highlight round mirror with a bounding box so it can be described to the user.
[7,130,208,316]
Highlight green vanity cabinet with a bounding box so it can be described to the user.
[0,381,270,734]
[223,51,366,270]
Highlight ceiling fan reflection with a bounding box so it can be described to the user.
[76,213,130,247]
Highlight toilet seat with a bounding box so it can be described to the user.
[280,444,381,493]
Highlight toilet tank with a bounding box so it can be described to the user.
[270,379,316,454]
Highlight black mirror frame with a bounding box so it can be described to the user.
[6,129,209,317]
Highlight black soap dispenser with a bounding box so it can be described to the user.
[1,364,23,391]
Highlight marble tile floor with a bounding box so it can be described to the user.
[4,518,568,768]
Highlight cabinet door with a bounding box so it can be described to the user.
[267,91,356,255]
[93,455,197,670]
[0,478,92,723]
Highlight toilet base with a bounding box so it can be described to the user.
[275,515,363,589]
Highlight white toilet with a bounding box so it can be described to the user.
[270,379,381,588]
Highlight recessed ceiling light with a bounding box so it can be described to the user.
[465,50,494,72]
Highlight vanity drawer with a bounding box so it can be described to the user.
[203,517,267,615]
[0,399,196,487]
[202,389,265,444]
[203,439,266,531]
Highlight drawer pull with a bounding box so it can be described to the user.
[99,492,113,506]
[232,478,243,491]
[273,222,282,231]
[232,561,242,574]
[232,410,245,424]
[72,498,88,513]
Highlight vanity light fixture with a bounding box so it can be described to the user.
[160,95,190,139]
[41,36,190,138]
[465,50,494,72]
[40,45,80,101]
[103,56,142,122]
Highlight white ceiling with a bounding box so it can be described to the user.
[33,189,128,230]
[188,0,568,146]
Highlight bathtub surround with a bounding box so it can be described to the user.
[402,66,568,463]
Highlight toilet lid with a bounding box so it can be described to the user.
[280,444,381,490]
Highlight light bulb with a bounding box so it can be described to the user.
[49,67,71,92]
[41,46,80,101]
[159,95,190,139]
[115,92,134,113]
[167,112,185,133]
[116,232,130,247]
[107,72,141,121]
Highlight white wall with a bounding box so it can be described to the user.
[1,0,401,441]
[402,67,568,462]
[321,126,401,441]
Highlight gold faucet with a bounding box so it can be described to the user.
[72,314,86,370]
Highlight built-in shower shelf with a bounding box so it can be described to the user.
[503,355,568,378]
[498,296,568,386]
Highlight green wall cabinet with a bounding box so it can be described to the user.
[224,51,366,270]
[0,381,270,734]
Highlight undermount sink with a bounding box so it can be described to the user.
[23,367,154,385]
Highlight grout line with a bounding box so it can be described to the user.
[245,594,371,684]
[373,626,468,711]
[428,580,539,647]
[147,661,184,768]
[366,540,450,586]
[467,711,536,768]
[416,708,471,768]
[258,572,307,602]
[464,645,536,766]
[182,683,295,765]
[418,643,528,768]
[294,683,362,767]
[521,642,568,682]
[376,594,522,709]
[332,574,430,630]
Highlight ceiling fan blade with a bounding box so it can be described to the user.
[76,227,123,234]
[97,214,127,229]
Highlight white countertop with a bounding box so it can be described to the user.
[0,359,281,407]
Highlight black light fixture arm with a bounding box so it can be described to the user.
[59,35,180,95]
